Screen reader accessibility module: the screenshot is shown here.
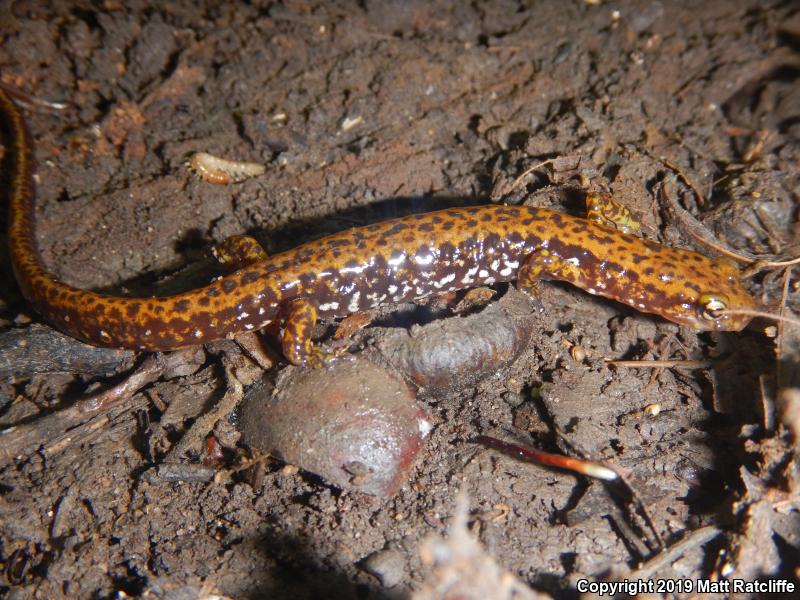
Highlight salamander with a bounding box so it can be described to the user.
[2,88,756,366]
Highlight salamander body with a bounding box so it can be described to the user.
[2,88,756,365]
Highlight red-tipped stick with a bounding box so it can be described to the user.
[475,435,619,481]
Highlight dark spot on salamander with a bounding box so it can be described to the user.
[442,221,454,230]
[207,287,219,297]
[222,279,237,293]
[643,240,662,252]
[418,222,434,232]
[431,215,443,224]
[631,254,647,264]
[198,296,211,307]
[644,267,655,275]
[684,282,701,292]
[241,270,260,284]
[174,299,191,313]
[126,302,141,317]
[327,238,352,248]
[385,222,410,236]
[506,231,524,245]
[589,233,615,245]
[482,212,493,222]
[644,283,658,294]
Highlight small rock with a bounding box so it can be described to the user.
[363,546,406,588]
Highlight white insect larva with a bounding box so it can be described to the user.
[188,152,265,185]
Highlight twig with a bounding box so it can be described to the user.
[162,363,244,462]
[628,525,721,578]
[0,353,170,463]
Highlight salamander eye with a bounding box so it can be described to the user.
[697,293,727,321]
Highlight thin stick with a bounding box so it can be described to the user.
[505,159,556,194]
[776,266,795,390]
[721,308,800,328]
[606,359,710,369]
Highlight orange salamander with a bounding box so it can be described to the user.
[2,88,756,366]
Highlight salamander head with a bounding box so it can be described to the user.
[663,258,756,332]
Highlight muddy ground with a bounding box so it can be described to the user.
[1,1,800,598]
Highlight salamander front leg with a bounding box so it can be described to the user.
[281,298,341,367]
[585,191,641,235]
[516,253,548,297]
[212,235,268,271]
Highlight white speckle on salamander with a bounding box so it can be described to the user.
[347,291,361,312]
[461,266,478,284]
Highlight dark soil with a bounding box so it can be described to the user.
[2,1,799,598]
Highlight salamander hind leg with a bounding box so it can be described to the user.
[213,235,268,272]
[281,298,342,367]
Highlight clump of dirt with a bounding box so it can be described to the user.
[1,1,799,598]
